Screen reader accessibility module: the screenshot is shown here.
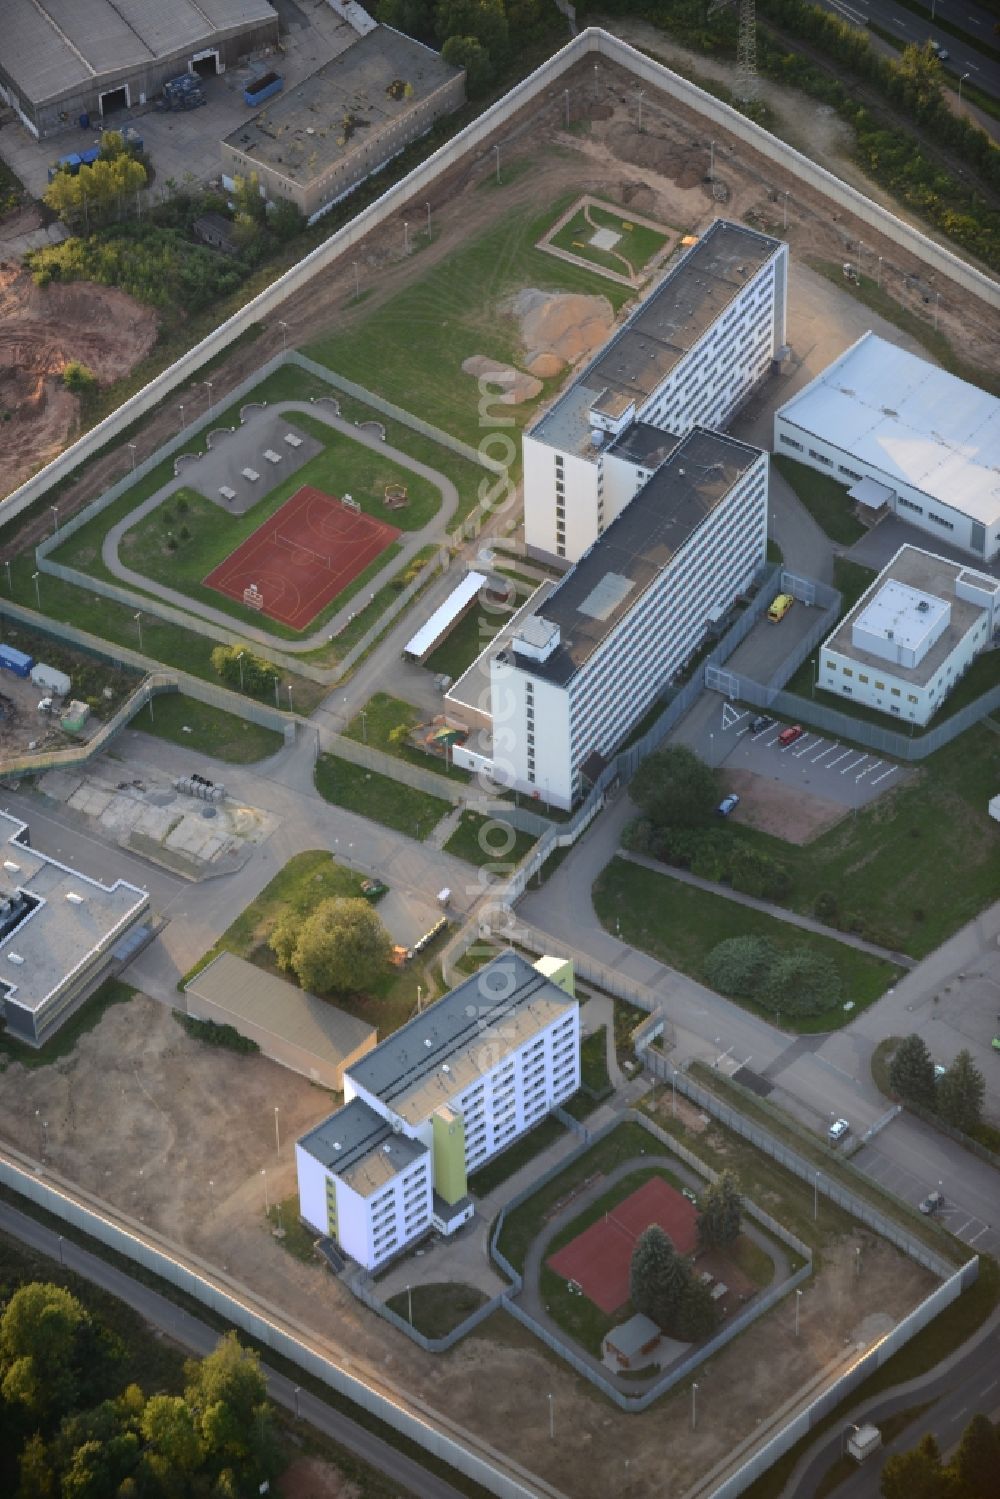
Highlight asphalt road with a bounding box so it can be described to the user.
[813,0,1000,97]
[0,1198,462,1499]
[787,1312,1000,1496]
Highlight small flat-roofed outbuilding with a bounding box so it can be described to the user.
[185,951,376,1090]
[603,1313,662,1369]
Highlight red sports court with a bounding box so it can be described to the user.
[547,1176,698,1315]
[203,485,400,631]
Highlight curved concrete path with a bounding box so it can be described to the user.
[100,400,460,653]
[515,1152,791,1393]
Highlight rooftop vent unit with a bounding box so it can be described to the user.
[3,861,20,873]
[333,1141,342,1151]
[917,600,931,613]
[424,1038,433,1048]
[882,407,898,418]
[7,953,24,965]
[65,892,84,905]
[442,1064,451,1073]
[383,1143,392,1154]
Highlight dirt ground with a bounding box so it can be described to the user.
[725,769,850,843]
[0,262,158,496]
[6,32,1000,555]
[279,1457,361,1499]
[0,996,938,1499]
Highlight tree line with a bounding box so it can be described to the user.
[880,1416,1000,1499]
[889,1034,987,1138]
[376,0,562,95]
[0,1281,279,1498]
[629,1170,745,1342]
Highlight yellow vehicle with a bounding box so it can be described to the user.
[767,593,795,623]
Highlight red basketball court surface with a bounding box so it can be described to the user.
[203,486,400,630]
[547,1177,698,1315]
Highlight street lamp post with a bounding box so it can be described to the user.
[691,1382,699,1431]
[274,1106,281,1156]
[361,708,368,744]
[635,88,645,133]
[403,220,410,254]
[261,1168,269,1215]
[134,612,143,653]
[814,1172,820,1221]
[782,191,790,231]
[58,1235,64,1267]
[203,380,214,415]
[353,261,360,300]
[178,403,185,429]
[287,683,293,712]
[856,239,864,280]
[236,651,245,692]
[407,1284,413,1324]
[417,984,423,1012]
[548,1392,554,1440]
[933,291,941,331]
[795,1288,802,1337]
[959,72,970,105]
[876,255,883,288]
[564,87,570,127]
[51,505,59,534]
[671,1069,677,1117]
[426,201,432,238]
[32,571,40,610]
[293,1386,301,1419]
[493,144,501,185]
[128,442,138,471]
[279,321,288,355]
[709,139,716,182]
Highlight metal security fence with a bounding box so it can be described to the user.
[346,1271,508,1353]
[640,1050,957,1281]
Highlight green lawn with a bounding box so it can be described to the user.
[549,201,670,278]
[314,751,451,839]
[4,553,326,713]
[705,728,1000,957]
[0,978,135,1070]
[180,848,452,1035]
[424,602,511,680]
[132,692,284,763]
[772,455,867,546]
[443,810,537,868]
[344,691,473,783]
[266,1195,319,1263]
[580,1026,612,1097]
[307,199,634,449]
[468,1113,567,1198]
[384,1283,489,1338]
[594,858,901,1031]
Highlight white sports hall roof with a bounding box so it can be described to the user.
[777,332,1000,529]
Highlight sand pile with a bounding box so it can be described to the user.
[461,354,542,404]
[506,288,615,369]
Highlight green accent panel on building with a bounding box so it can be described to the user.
[533,955,575,997]
[325,1178,338,1238]
[432,1108,467,1205]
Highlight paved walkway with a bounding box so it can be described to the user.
[619,849,916,969]
[517,1154,790,1392]
[100,400,459,653]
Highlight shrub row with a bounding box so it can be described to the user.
[705,934,842,1015]
[624,817,791,901]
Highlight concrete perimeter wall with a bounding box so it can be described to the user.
[5,28,998,525]
[0,1147,558,1499]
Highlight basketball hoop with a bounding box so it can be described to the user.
[341,494,361,514]
[243,583,264,611]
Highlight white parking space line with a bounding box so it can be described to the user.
[792,738,818,757]
[762,731,782,746]
[828,749,854,768]
[841,755,867,775]
[811,743,838,763]
[955,1217,974,1236]
[856,761,880,783]
[871,766,897,786]
[968,1226,989,1244]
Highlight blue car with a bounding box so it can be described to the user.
[716,794,740,818]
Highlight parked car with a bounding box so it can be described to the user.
[750,715,771,735]
[716,793,741,818]
[929,39,949,61]
[992,1036,1000,1053]
[919,1190,944,1215]
[778,724,804,746]
[360,878,387,900]
[828,1118,850,1144]
[767,592,795,623]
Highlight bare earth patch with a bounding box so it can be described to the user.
[279,1457,361,1499]
[723,769,850,843]
[461,353,542,403]
[0,262,158,494]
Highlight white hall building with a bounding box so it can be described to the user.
[523,218,787,563]
[491,427,768,808]
[296,952,579,1271]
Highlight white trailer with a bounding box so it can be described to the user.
[847,1425,882,1463]
[30,663,71,696]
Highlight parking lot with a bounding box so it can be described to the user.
[714,704,911,810]
[853,1140,1000,1259]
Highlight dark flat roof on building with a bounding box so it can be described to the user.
[506,428,763,685]
[608,421,680,469]
[223,26,460,187]
[346,952,576,1126]
[298,1096,427,1197]
[532,220,782,456]
[3,0,276,102]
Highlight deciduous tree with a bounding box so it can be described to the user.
[0,1283,88,1424]
[629,745,719,830]
[271,897,392,995]
[697,1170,742,1248]
[952,1412,1000,1498]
